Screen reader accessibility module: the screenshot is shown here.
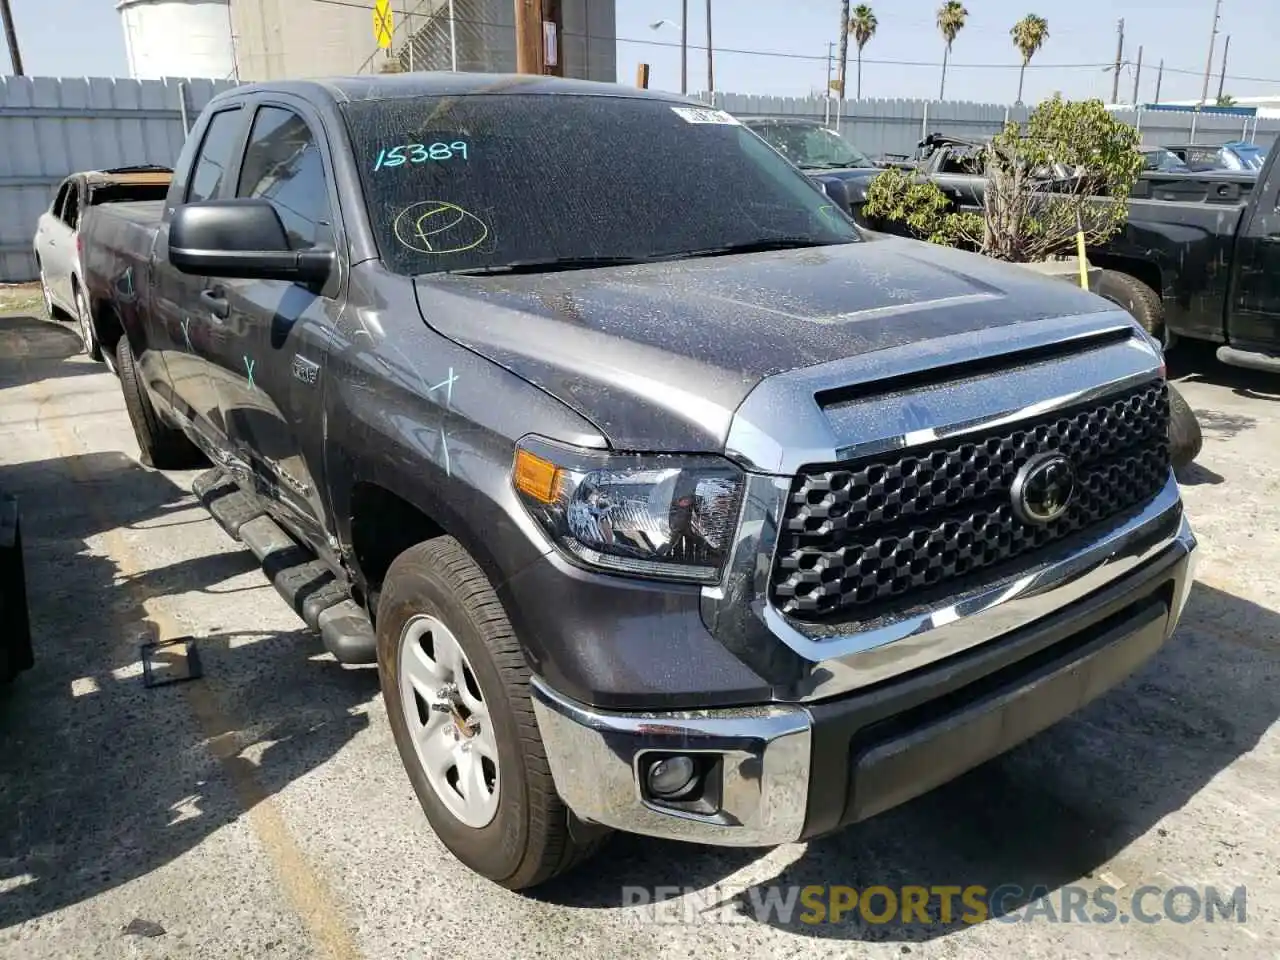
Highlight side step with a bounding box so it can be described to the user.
[192,470,377,665]
[1216,345,1280,375]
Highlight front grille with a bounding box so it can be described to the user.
[771,381,1171,623]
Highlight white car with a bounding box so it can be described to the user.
[32,166,172,360]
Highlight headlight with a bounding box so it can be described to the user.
[512,437,745,584]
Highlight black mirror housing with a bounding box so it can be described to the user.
[170,198,334,286]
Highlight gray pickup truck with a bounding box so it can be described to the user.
[78,73,1197,890]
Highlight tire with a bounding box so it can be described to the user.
[116,336,205,470]
[377,537,608,889]
[37,264,55,320]
[1095,269,1166,342]
[1168,383,1203,470]
[74,283,103,361]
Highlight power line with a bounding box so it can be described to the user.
[301,0,1280,87]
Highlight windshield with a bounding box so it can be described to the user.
[1141,148,1190,173]
[340,95,861,276]
[745,121,876,170]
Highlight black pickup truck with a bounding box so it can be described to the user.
[79,74,1196,890]
[1088,149,1280,373]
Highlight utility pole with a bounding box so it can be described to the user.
[680,0,687,94]
[1110,19,1124,104]
[825,41,834,126]
[514,0,543,74]
[1154,59,1164,103]
[1216,33,1231,102]
[1131,45,1142,105]
[705,0,714,103]
[1198,0,1222,106]
[0,0,23,76]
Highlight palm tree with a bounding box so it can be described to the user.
[849,5,878,99]
[1010,14,1049,105]
[838,0,851,100]
[936,1,968,101]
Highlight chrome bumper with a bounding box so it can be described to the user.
[531,512,1197,846]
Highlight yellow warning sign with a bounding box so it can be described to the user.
[374,0,393,49]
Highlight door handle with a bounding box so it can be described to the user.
[200,288,230,320]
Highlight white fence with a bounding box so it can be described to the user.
[2,77,1277,283]
[0,76,236,284]
[713,93,1280,163]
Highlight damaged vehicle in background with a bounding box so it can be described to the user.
[740,116,885,224]
[77,75,1196,890]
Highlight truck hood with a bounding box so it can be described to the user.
[413,235,1112,453]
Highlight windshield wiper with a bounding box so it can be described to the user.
[445,256,654,276]
[672,237,844,260]
[800,160,868,170]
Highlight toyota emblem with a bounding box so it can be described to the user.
[1011,452,1077,526]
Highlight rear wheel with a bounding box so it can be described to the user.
[37,264,54,320]
[1095,269,1167,344]
[74,284,102,361]
[377,536,608,889]
[116,337,204,469]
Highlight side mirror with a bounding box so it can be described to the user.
[816,177,852,211]
[169,198,334,286]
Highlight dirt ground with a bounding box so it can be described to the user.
[0,309,1276,959]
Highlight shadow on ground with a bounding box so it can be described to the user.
[537,587,1277,944]
[0,314,381,929]
[1170,342,1280,407]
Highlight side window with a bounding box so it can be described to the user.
[51,182,70,217]
[187,108,243,203]
[62,183,81,229]
[236,106,331,251]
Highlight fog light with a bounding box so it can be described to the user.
[646,755,698,799]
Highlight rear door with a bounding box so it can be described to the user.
[205,97,344,548]
[1227,151,1280,351]
[35,180,75,311]
[151,103,251,448]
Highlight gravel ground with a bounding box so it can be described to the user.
[0,310,1275,959]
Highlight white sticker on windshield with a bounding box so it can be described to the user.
[671,106,741,125]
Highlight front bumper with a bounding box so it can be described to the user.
[530,512,1196,846]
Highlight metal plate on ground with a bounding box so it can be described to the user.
[140,637,203,688]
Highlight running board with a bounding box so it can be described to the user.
[1217,345,1280,375]
[191,471,377,665]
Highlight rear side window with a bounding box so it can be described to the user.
[236,106,331,250]
[187,108,243,203]
[50,182,69,215]
[61,183,81,228]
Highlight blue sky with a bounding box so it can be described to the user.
[5,0,1279,106]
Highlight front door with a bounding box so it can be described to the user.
[1227,153,1280,352]
[204,100,342,550]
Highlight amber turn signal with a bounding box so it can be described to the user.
[513,449,561,504]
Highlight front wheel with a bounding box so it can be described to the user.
[1168,383,1203,470]
[377,536,607,889]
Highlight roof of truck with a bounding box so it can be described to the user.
[219,72,700,106]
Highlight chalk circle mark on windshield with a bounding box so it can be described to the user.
[393,201,491,254]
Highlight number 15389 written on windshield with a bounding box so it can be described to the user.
[374,141,470,171]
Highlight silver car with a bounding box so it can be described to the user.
[32,166,172,360]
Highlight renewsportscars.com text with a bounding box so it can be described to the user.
[622,884,1248,926]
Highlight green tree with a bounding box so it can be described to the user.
[1011,14,1049,105]
[849,5,878,100]
[864,95,1144,262]
[1216,94,1236,107]
[936,1,968,100]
